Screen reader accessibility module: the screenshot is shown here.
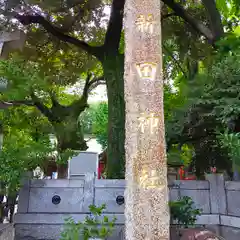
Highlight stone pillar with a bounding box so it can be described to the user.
[17,172,33,213]
[205,174,227,215]
[82,173,95,212]
[0,31,25,60]
[124,1,170,240]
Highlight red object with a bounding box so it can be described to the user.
[178,166,196,180]
[184,176,196,180]
[98,150,107,179]
[98,161,105,179]
[211,166,217,173]
[178,166,185,180]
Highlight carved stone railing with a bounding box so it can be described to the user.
[14,174,240,240]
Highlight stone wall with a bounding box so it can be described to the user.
[0,224,14,240]
[14,174,240,239]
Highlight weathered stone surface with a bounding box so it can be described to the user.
[95,187,125,213]
[0,224,14,240]
[220,215,240,228]
[15,175,240,240]
[14,213,125,225]
[69,152,98,178]
[28,187,84,213]
[226,190,240,217]
[31,179,84,188]
[15,224,62,240]
[206,174,227,215]
[15,224,125,240]
[172,180,209,190]
[179,190,210,214]
[220,226,240,240]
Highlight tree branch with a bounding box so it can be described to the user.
[0,100,33,109]
[69,74,105,116]
[88,79,106,93]
[49,91,61,108]
[30,92,55,122]
[15,14,101,57]
[104,0,125,52]
[163,44,188,79]
[161,0,214,43]
[201,0,224,41]
[82,74,105,99]
[81,73,92,99]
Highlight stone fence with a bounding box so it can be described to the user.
[14,174,240,239]
[0,224,14,240]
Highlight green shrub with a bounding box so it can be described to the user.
[60,204,116,240]
[169,196,202,228]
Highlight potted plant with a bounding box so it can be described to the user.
[60,204,117,240]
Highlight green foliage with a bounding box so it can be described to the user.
[169,196,202,228]
[167,144,194,167]
[80,102,108,150]
[57,148,78,165]
[60,204,116,240]
[166,33,240,175]
[0,108,53,192]
[1,0,239,179]
[0,56,82,107]
[92,102,108,150]
[217,131,240,167]
[197,48,240,125]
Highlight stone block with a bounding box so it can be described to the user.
[179,190,210,214]
[69,152,98,178]
[173,180,209,190]
[107,225,125,240]
[220,215,240,228]
[95,180,126,188]
[220,226,240,240]
[30,179,84,188]
[14,213,124,225]
[95,187,125,213]
[0,224,14,240]
[206,174,227,215]
[28,187,84,213]
[17,172,33,213]
[169,189,179,201]
[195,214,219,225]
[225,181,240,191]
[226,190,240,217]
[15,224,62,240]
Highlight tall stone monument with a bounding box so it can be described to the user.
[124,0,170,239]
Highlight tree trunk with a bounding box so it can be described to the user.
[103,54,125,179]
[57,164,68,179]
[124,0,170,239]
[54,118,88,179]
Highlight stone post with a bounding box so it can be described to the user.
[124,1,170,239]
[17,172,33,213]
[205,174,227,215]
[82,173,95,212]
